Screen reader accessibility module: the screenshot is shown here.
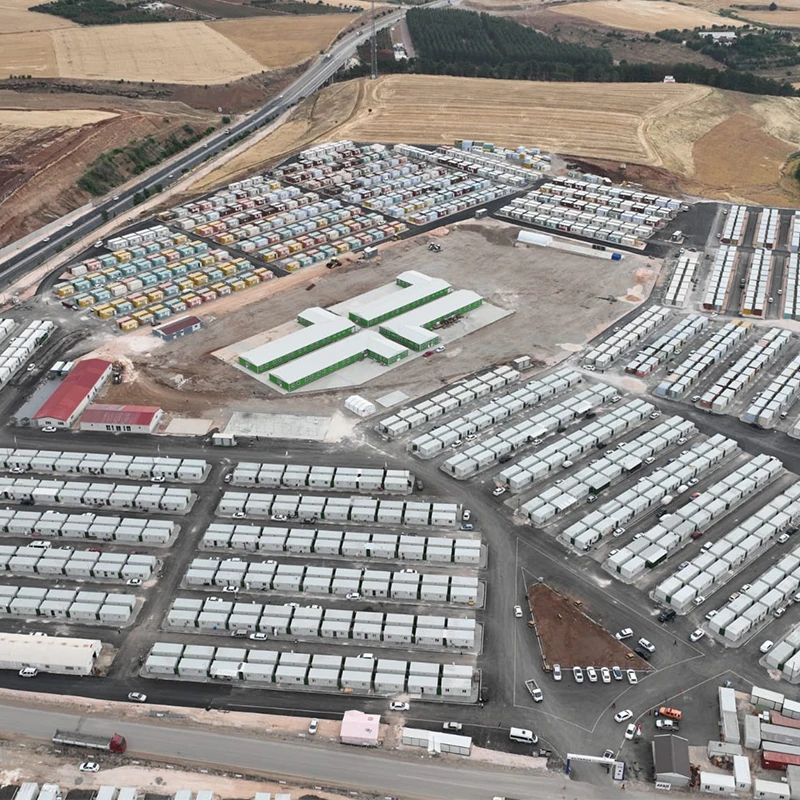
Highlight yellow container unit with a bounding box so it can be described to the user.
[220,262,237,276]
[113,250,132,263]
[218,233,235,246]
[131,309,152,323]
[230,280,246,292]
[199,254,215,267]
[129,294,147,309]
[284,260,301,272]
[190,272,209,288]
[76,295,94,309]
[55,284,75,299]
[172,233,189,246]
[244,274,260,288]
[261,250,277,263]
[287,241,302,254]
[335,241,350,254]
[253,267,270,280]
[177,278,194,292]
[146,289,165,303]
[118,317,139,332]
[94,304,115,320]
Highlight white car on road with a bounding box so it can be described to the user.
[389,701,409,711]
[614,709,633,723]
[624,723,637,740]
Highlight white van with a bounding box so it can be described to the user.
[19,667,38,678]
[509,727,538,745]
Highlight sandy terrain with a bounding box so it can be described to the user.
[549,0,742,31]
[0,0,76,32]
[0,15,355,83]
[528,583,649,670]
[210,14,356,69]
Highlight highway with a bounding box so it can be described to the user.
[0,3,426,287]
[0,701,653,800]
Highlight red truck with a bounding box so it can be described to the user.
[52,730,127,753]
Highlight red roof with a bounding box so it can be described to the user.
[33,359,112,422]
[81,404,161,427]
[155,315,201,337]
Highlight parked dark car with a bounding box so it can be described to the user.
[659,609,676,623]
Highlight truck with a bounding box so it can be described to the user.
[525,678,543,703]
[52,730,127,753]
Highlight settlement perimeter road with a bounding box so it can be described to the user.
[0,701,649,800]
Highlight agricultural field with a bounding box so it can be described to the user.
[548,0,743,33]
[0,14,355,82]
[0,0,76,31]
[195,75,800,207]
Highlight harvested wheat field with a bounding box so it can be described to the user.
[194,75,800,206]
[209,15,356,69]
[0,0,76,32]
[0,108,117,128]
[0,15,355,83]
[741,7,800,24]
[550,0,742,32]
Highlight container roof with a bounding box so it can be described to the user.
[81,404,161,427]
[33,359,112,422]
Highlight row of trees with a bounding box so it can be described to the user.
[398,7,798,96]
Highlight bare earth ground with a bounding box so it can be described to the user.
[0,14,356,83]
[76,219,656,425]
[0,94,218,247]
[528,584,649,671]
[547,0,742,32]
[196,75,800,206]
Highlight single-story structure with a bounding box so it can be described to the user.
[0,632,100,675]
[653,734,691,788]
[33,358,112,428]
[339,709,381,747]
[153,315,202,342]
[80,404,163,434]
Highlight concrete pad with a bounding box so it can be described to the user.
[164,418,214,436]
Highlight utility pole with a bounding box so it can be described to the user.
[370,0,378,80]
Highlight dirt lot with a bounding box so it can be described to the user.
[528,583,649,670]
[77,218,656,424]
[0,14,356,83]
[548,0,742,32]
[0,93,218,247]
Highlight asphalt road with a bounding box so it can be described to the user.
[0,1,444,288]
[0,701,656,800]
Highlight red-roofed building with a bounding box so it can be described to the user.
[153,315,202,341]
[33,358,112,428]
[80,404,163,434]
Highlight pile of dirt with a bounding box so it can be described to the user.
[528,583,648,670]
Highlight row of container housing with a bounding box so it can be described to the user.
[0,585,135,623]
[655,321,750,399]
[454,138,551,172]
[664,252,699,307]
[559,422,713,551]
[698,328,792,413]
[605,453,781,582]
[0,509,175,544]
[105,224,173,254]
[0,478,193,514]
[165,597,477,650]
[654,483,800,614]
[709,544,800,645]
[582,306,671,369]
[144,640,475,699]
[503,398,660,497]
[755,208,780,249]
[702,246,738,311]
[217,493,458,527]
[0,321,54,388]
[442,384,618,480]
[437,143,545,183]
[743,353,800,428]
[763,621,800,683]
[625,314,709,377]
[184,558,479,604]
[0,449,208,482]
[201,524,481,565]
[407,367,573,456]
[742,248,774,317]
[783,254,800,322]
[721,205,747,245]
[0,544,155,581]
[377,365,520,439]
[229,464,413,494]
[521,410,695,527]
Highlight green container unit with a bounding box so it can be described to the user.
[105,269,122,282]
[130,246,147,259]
[192,242,209,254]
[119,264,138,278]
[206,269,223,282]
[170,263,188,278]
[115,301,134,315]
[163,283,180,298]
[88,274,108,288]
[140,272,159,287]
[149,255,168,268]
[153,307,172,321]
[153,268,171,281]
[144,241,161,255]
[98,254,118,268]
[73,278,91,293]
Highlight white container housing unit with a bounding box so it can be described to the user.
[702,246,738,311]
[743,353,800,428]
[664,252,700,307]
[741,248,774,317]
[625,314,708,377]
